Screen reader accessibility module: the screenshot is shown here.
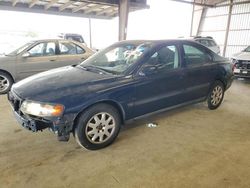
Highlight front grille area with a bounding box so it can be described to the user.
[236,60,250,70]
[8,91,22,112]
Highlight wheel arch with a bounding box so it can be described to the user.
[206,78,225,98]
[0,69,15,82]
[72,100,126,131]
[214,78,226,89]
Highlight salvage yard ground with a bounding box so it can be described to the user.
[0,79,250,188]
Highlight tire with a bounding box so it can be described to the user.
[74,104,121,150]
[0,71,13,94]
[207,81,225,110]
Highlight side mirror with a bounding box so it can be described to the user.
[139,65,157,76]
[22,52,30,58]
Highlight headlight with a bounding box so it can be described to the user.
[21,100,64,117]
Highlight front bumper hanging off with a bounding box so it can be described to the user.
[7,91,73,141]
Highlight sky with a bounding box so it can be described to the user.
[0,0,193,53]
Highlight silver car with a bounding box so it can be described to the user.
[231,46,250,78]
[0,39,94,94]
[193,36,220,54]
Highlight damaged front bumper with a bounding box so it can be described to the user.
[8,91,74,141]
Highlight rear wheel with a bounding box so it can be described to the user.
[74,104,121,150]
[0,72,13,94]
[207,81,225,110]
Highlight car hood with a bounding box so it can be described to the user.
[232,52,250,61]
[12,66,116,103]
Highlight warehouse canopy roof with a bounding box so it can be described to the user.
[0,0,149,19]
[171,0,228,7]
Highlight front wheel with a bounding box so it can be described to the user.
[74,104,121,150]
[207,81,225,110]
[0,72,13,94]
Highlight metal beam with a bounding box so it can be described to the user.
[72,2,87,13]
[196,7,206,36]
[89,18,92,48]
[59,1,73,11]
[45,0,59,10]
[118,0,129,41]
[223,0,233,56]
[190,2,195,36]
[29,0,39,8]
[12,0,18,7]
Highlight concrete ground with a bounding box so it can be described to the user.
[0,79,250,188]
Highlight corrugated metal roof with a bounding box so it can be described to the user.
[0,0,149,19]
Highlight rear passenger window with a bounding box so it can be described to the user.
[59,42,85,55]
[183,44,212,66]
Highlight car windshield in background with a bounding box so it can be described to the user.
[66,36,84,43]
[244,46,250,52]
[7,42,34,56]
[80,42,152,74]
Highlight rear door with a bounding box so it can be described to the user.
[16,41,58,80]
[181,42,217,101]
[56,41,90,66]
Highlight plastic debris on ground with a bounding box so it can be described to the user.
[147,123,158,128]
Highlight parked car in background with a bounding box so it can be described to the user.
[192,36,220,54]
[0,39,94,94]
[8,40,234,150]
[58,33,85,44]
[231,46,250,78]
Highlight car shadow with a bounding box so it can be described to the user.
[120,102,207,132]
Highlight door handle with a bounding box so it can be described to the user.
[50,59,56,61]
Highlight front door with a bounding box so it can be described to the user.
[16,41,58,81]
[133,44,186,117]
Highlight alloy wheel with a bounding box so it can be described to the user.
[0,75,10,93]
[85,112,116,144]
[211,85,223,106]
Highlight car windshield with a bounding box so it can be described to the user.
[243,46,250,52]
[80,42,152,74]
[7,42,34,56]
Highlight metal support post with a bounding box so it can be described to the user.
[223,0,233,56]
[118,0,129,41]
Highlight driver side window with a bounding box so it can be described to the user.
[143,45,179,71]
[28,42,56,57]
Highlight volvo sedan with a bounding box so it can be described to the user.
[8,40,234,150]
[0,39,94,94]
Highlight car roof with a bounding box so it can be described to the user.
[31,39,79,43]
[115,39,203,45]
[31,39,91,47]
[28,39,93,52]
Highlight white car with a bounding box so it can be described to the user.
[231,46,250,78]
[192,36,220,54]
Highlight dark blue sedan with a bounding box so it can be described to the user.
[8,40,234,150]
